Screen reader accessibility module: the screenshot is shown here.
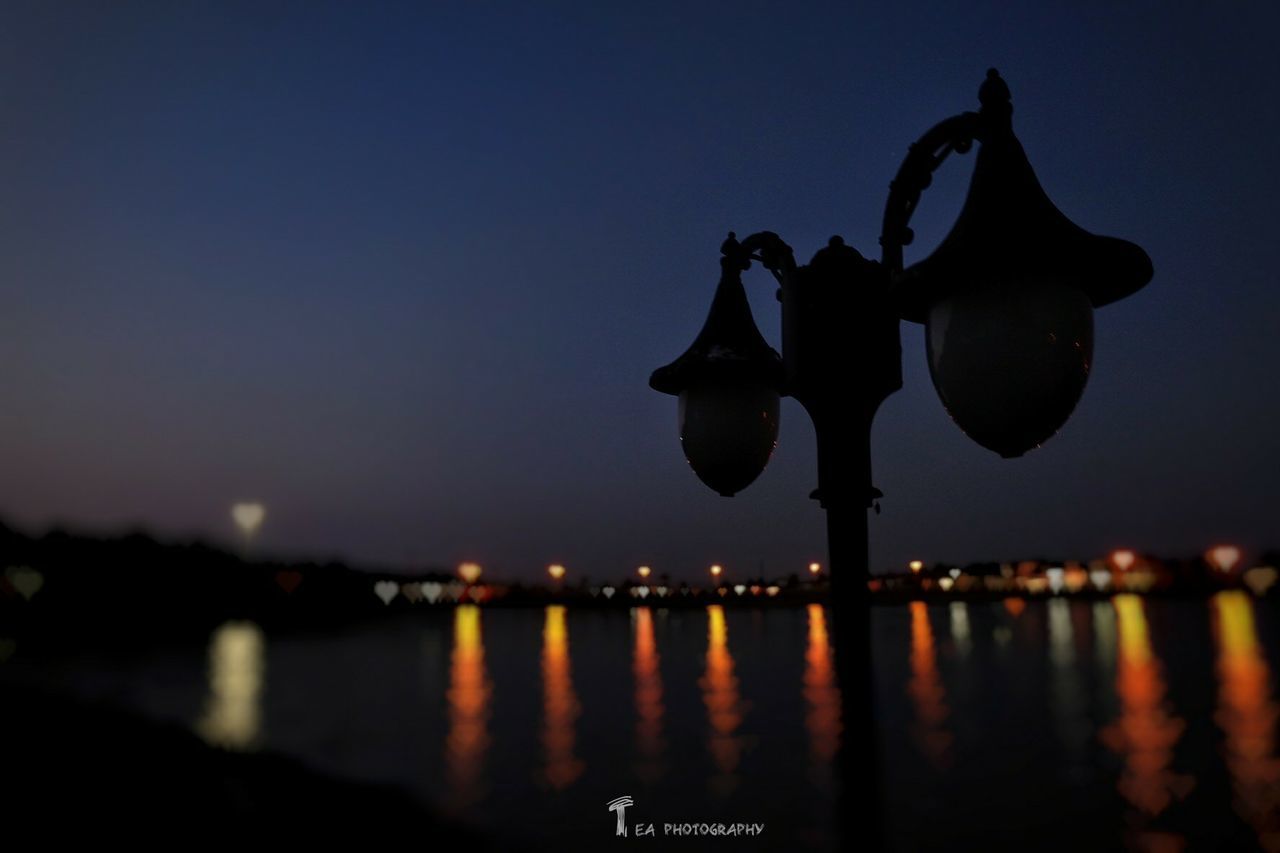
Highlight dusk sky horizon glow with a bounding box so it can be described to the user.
[3,2,1277,579]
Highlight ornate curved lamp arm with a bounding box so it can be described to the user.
[878,112,980,275]
[878,69,1012,276]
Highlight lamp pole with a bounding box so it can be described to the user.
[651,68,1150,614]
[650,70,1151,845]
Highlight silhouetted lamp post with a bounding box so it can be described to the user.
[650,69,1151,625]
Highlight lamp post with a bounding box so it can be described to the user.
[651,69,1150,616]
[651,68,1150,847]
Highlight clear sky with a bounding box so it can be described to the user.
[2,1,1277,579]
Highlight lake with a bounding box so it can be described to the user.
[4,593,1279,850]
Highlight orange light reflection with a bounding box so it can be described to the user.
[908,601,952,767]
[701,605,745,795]
[1100,594,1194,819]
[446,605,491,809]
[1211,591,1280,848]
[804,604,841,773]
[541,605,584,789]
[633,607,666,783]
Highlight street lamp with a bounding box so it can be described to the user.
[650,70,1151,620]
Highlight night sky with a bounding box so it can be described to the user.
[3,2,1277,580]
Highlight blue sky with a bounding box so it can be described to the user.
[2,1,1277,578]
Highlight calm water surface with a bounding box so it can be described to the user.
[8,594,1280,851]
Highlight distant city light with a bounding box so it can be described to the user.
[1110,549,1136,572]
[1064,567,1089,594]
[548,564,566,580]
[1207,545,1242,573]
[809,562,821,575]
[710,564,723,578]
[231,502,266,542]
[374,580,399,605]
[638,566,651,579]
[1244,566,1278,596]
[458,562,483,584]
[909,560,924,573]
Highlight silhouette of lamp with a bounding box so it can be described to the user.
[650,70,1151,618]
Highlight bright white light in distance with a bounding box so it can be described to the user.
[231,503,265,536]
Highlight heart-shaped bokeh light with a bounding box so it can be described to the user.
[458,562,483,584]
[231,503,266,535]
[374,580,399,605]
[1207,545,1242,573]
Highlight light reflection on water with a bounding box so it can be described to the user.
[1049,598,1091,782]
[632,606,665,783]
[44,595,1278,850]
[949,600,972,658]
[445,604,490,809]
[1101,594,1195,826]
[1212,591,1280,849]
[908,600,952,768]
[541,604,584,790]
[803,603,840,776]
[701,604,746,797]
[195,620,264,750]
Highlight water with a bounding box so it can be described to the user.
[5,593,1280,850]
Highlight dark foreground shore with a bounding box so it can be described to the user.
[0,680,499,847]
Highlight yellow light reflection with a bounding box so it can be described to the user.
[1211,591,1280,848]
[541,605,584,789]
[633,607,665,783]
[701,605,745,795]
[1100,594,1195,818]
[908,601,952,767]
[196,621,265,751]
[804,604,841,775]
[446,604,491,809]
